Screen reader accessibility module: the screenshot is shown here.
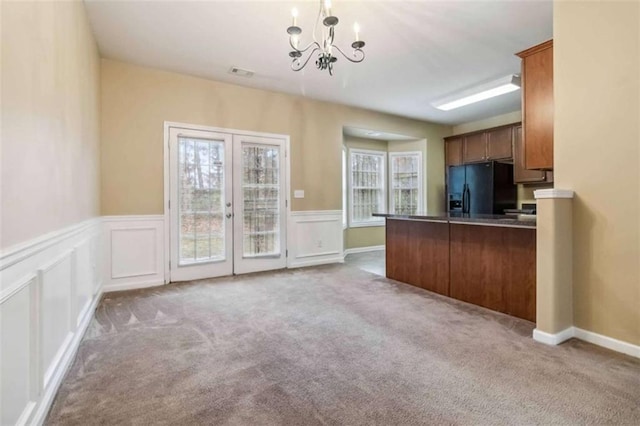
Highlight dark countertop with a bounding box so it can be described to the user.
[372,212,536,229]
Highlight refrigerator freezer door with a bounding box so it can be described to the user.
[465,162,494,214]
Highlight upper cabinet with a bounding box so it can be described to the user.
[463,133,487,163]
[486,127,513,160]
[513,125,548,183]
[445,124,552,185]
[446,126,514,166]
[445,137,463,166]
[517,40,554,170]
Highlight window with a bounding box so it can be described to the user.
[349,149,386,227]
[389,152,423,215]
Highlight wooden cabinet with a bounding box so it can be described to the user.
[446,125,514,166]
[386,219,450,296]
[517,40,554,170]
[449,224,536,322]
[384,218,537,322]
[445,137,463,166]
[463,133,487,163]
[446,123,551,185]
[486,127,513,160]
[513,125,547,183]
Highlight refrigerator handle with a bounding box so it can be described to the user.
[461,184,465,212]
[462,184,470,214]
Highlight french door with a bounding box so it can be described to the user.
[168,127,287,282]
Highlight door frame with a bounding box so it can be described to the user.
[163,121,291,283]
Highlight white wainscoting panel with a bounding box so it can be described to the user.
[0,276,35,426]
[288,211,344,268]
[0,218,102,426]
[102,216,165,292]
[39,252,74,389]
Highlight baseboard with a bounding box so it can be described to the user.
[103,279,165,293]
[532,327,575,345]
[287,255,345,269]
[533,326,640,359]
[30,285,103,426]
[344,245,385,256]
[574,327,640,359]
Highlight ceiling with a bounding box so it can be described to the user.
[84,0,552,125]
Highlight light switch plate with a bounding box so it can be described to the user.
[294,190,305,198]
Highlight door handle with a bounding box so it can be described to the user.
[226,213,232,219]
[226,202,231,207]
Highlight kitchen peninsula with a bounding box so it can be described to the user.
[374,213,536,322]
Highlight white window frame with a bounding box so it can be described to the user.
[342,146,348,229]
[348,148,387,228]
[388,151,424,215]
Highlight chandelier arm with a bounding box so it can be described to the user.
[292,47,320,71]
[332,45,366,63]
[290,39,321,54]
[312,0,323,46]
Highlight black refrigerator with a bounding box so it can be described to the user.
[447,162,516,215]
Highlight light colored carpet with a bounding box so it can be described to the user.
[47,264,639,425]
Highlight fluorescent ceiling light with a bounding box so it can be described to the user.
[432,75,521,111]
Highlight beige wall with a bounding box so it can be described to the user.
[345,227,386,250]
[452,110,523,135]
[555,1,640,345]
[101,59,451,216]
[1,0,101,249]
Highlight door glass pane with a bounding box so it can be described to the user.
[242,144,280,257]
[178,137,225,265]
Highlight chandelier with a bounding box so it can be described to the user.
[286,0,366,75]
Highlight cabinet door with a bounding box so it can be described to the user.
[445,138,463,166]
[520,41,553,170]
[463,133,487,163]
[486,127,513,160]
[513,126,546,183]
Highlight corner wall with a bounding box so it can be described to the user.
[554,1,640,345]
[0,1,103,424]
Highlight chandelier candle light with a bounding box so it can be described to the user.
[287,0,365,75]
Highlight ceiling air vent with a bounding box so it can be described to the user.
[228,66,254,78]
